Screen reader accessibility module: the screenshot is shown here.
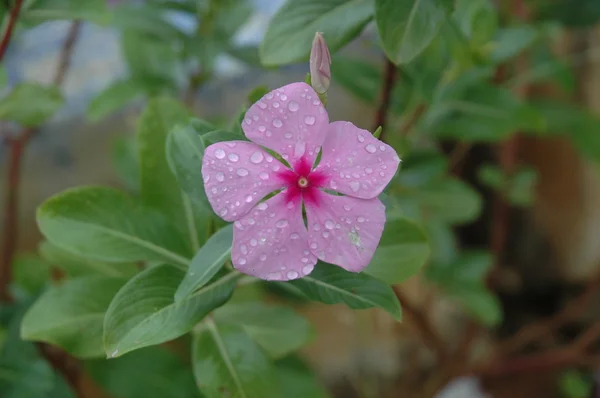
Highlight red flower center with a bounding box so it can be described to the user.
[276,156,327,207]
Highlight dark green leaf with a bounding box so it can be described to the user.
[488,25,538,63]
[330,56,380,104]
[37,186,190,267]
[21,276,127,359]
[175,225,233,302]
[285,262,402,320]
[104,265,236,357]
[214,302,313,359]
[414,178,482,224]
[88,80,144,122]
[111,134,140,194]
[12,254,50,295]
[375,0,447,64]
[0,83,63,127]
[260,0,374,66]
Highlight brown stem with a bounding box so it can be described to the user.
[393,286,448,362]
[399,103,426,138]
[0,0,25,63]
[373,59,397,139]
[53,21,82,86]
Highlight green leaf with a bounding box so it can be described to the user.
[478,164,537,207]
[112,4,185,40]
[452,0,497,48]
[488,25,538,63]
[111,135,140,194]
[276,362,332,398]
[88,79,144,122]
[37,186,190,267]
[38,241,138,278]
[414,178,482,224]
[192,321,279,398]
[0,83,64,127]
[175,225,233,302]
[11,254,50,296]
[330,56,380,104]
[536,0,600,28]
[559,370,593,398]
[396,150,447,187]
[21,276,127,359]
[375,0,447,64]
[365,218,430,284]
[285,262,402,320]
[260,0,374,66]
[104,265,236,357]
[22,0,110,25]
[214,302,313,359]
[86,346,199,398]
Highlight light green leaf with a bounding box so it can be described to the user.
[276,363,332,398]
[452,0,497,48]
[415,178,482,224]
[86,346,198,398]
[88,80,144,122]
[37,186,190,267]
[21,276,127,359]
[0,83,64,127]
[330,56,380,104]
[175,225,233,302]
[214,302,313,359]
[285,262,402,320]
[104,265,236,357]
[488,25,538,63]
[366,218,430,284]
[111,134,139,193]
[375,0,447,64]
[192,321,279,398]
[22,0,110,25]
[38,240,138,278]
[11,254,50,295]
[478,164,537,207]
[260,0,374,66]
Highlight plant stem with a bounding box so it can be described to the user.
[0,0,24,63]
[373,59,397,139]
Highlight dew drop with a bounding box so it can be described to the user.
[284,132,292,139]
[240,245,248,255]
[247,218,255,225]
[239,257,247,265]
[237,168,249,177]
[287,271,299,279]
[214,149,225,159]
[219,208,228,217]
[322,231,330,238]
[250,151,264,164]
[258,125,266,132]
[303,265,314,275]
[294,141,306,158]
[357,216,365,223]
[343,205,351,211]
[276,219,289,228]
[290,232,300,239]
[325,220,335,229]
[349,181,360,192]
[304,115,316,125]
[245,195,253,203]
[379,171,386,177]
[244,117,252,125]
[365,167,373,174]
[357,134,365,143]
[288,101,299,112]
[259,253,267,261]
[379,145,386,151]
[273,118,283,128]
[216,172,225,182]
[365,144,377,154]
[273,102,280,108]
[234,221,244,230]
[266,93,273,99]
[310,242,318,249]
[228,153,239,162]
[257,202,268,210]
[250,239,257,246]
[301,257,309,263]
[259,171,269,180]
[281,94,288,100]
[257,100,267,109]
[313,224,321,231]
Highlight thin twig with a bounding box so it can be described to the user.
[398,103,426,138]
[373,59,397,139]
[53,21,82,86]
[0,0,25,63]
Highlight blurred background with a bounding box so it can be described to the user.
[3,0,600,397]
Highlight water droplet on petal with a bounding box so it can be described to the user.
[380,145,386,151]
[357,216,365,223]
[257,202,268,210]
[239,257,247,265]
[294,142,306,158]
[290,233,300,239]
[284,132,292,139]
[276,219,288,228]
[365,167,373,174]
[237,168,249,177]
[357,135,365,143]
[245,195,253,203]
[259,171,269,180]
[325,220,335,229]
[322,231,330,238]
[281,94,287,101]
[287,271,299,279]
[258,125,266,132]
[235,221,244,230]
[273,118,283,128]
[303,265,314,275]
[216,172,225,182]
[219,208,228,217]
[250,239,257,246]
[304,115,316,125]
[313,224,321,231]
[228,153,239,162]
[247,218,255,225]
[240,245,248,255]
[266,93,273,99]
[259,253,267,261]
[349,181,360,192]
[244,118,252,125]
[288,101,299,112]
[250,151,264,164]
[257,101,267,109]
[365,144,377,153]
[214,149,225,159]
[343,205,351,211]
[310,242,318,249]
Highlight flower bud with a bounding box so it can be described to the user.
[309,32,331,94]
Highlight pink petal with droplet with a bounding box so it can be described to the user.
[305,191,385,272]
[231,191,317,281]
[242,82,328,166]
[314,121,400,199]
[202,141,286,222]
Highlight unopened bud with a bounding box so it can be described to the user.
[309,32,331,94]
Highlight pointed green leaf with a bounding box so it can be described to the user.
[175,225,233,302]
[37,186,190,267]
[365,218,430,284]
[88,79,144,122]
[375,0,447,64]
[104,265,236,357]
[214,302,313,359]
[21,276,127,359]
[285,262,402,320]
[260,0,374,66]
[0,83,64,127]
[192,321,279,398]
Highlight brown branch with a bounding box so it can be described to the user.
[393,286,448,362]
[373,59,397,139]
[53,21,82,86]
[0,0,25,63]
[398,103,426,138]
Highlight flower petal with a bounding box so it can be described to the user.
[305,192,386,272]
[314,121,401,199]
[202,141,286,222]
[231,191,317,281]
[242,82,328,166]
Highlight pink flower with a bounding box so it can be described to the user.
[201,82,400,281]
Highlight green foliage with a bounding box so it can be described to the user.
[11,254,50,296]
[558,370,593,398]
[0,83,64,127]
[260,0,374,66]
[87,80,144,122]
[478,164,538,207]
[22,0,110,25]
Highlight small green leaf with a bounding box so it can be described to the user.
[88,80,144,122]
[260,0,374,66]
[276,361,332,398]
[330,56,380,104]
[0,83,64,127]
[477,164,537,207]
[22,0,110,25]
[111,135,140,193]
[373,126,382,139]
[488,25,538,63]
[175,224,233,302]
[104,265,236,357]
[414,178,482,224]
[247,86,269,105]
[192,321,279,398]
[559,370,593,398]
[375,0,447,64]
[86,346,198,398]
[12,254,50,295]
[38,241,138,278]
[214,302,313,359]
[21,276,127,359]
[365,218,430,284]
[37,186,190,267]
[284,262,402,320]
